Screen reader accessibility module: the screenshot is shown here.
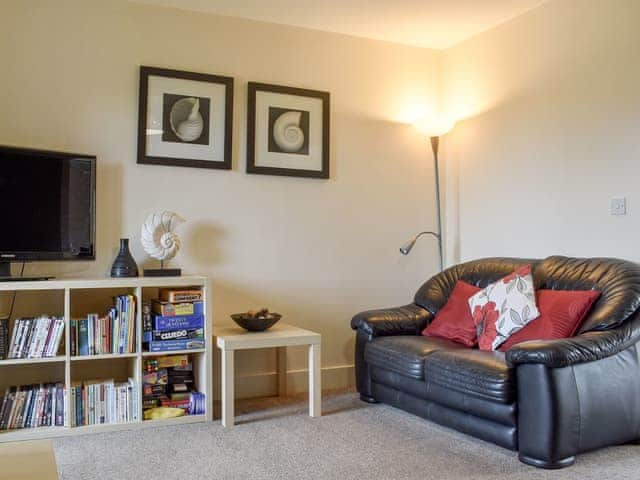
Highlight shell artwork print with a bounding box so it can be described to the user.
[140,211,185,262]
[273,111,304,152]
[268,107,310,155]
[170,97,204,142]
[161,92,211,146]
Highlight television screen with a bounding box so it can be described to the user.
[0,146,95,261]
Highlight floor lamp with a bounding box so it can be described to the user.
[399,116,455,271]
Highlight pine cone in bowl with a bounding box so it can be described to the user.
[231,308,282,332]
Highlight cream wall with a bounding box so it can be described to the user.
[441,0,640,264]
[0,0,442,396]
[5,0,635,399]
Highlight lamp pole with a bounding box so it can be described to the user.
[399,116,454,271]
[430,136,444,271]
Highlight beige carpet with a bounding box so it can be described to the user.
[53,393,640,479]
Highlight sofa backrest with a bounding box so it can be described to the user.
[414,256,640,333]
[414,257,537,315]
[535,256,640,333]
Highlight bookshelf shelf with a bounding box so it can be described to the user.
[0,413,209,442]
[0,356,66,366]
[142,348,206,357]
[0,426,65,442]
[142,414,206,424]
[70,353,138,361]
[0,275,212,443]
[71,421,139,432]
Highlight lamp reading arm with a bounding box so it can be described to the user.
[399,231,441,255]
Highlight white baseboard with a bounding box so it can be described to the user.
[223,364,355,400]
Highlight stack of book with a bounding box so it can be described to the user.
[0,383,65,430]
[70,295,136,356]
[142,355,203,415]
[143,289,204,353]
[0,318,8,360]
[7,316,65,359]
[69,378,138,426]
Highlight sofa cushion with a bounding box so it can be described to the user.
[499,288,601,351]
[364,336,465,380]
[469,264,540,351]
[370,366,517,427]
[422,280,481,347]
[424,349,515,403]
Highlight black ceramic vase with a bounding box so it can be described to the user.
[110,238,139,277]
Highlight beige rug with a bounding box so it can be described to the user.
[53,393,640,480]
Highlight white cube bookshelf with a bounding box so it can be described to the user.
[0,275,212,442]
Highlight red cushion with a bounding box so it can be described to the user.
[422,281,481,347]
[499,289,600,351]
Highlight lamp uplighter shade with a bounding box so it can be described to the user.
[413,115,456,137]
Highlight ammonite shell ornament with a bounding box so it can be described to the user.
[140,211,185,276]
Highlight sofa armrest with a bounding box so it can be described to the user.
[350,304,431,337]
[506,311,640,368]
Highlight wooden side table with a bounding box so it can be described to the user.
[214,323,321,428]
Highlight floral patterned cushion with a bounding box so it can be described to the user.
[468,265,540,351]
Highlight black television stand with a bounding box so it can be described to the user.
[0,262,54,281]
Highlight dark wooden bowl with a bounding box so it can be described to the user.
[231,313,282,332]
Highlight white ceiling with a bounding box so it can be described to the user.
[133,0,548,49]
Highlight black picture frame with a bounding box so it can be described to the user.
[247,82,330,179]
[137,66,234,170]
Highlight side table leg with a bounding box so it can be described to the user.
[277,347,287,397]
[308,343,321,418]
[221,349,235,428]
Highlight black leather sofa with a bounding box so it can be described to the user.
[351,256,640,468]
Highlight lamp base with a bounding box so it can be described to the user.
[143,268,181,277]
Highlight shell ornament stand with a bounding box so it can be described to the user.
[141,211,184,277]
[144,260,181,277]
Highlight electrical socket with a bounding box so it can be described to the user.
[611,197,627,216]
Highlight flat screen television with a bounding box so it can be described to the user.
[0,145,96,280]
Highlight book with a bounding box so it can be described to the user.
[68,378,138,427]
[6,317,64,359]
[159,289,203,303]
[14,319,30,358]
[78,319,89,356]
[0,318,8,360]
[152,300,203,317]
[148,338,205,352]
[0,383,65,431]
[70,321,77,356]
[55,386,64,427]
[71,295,136,357]
[153,314,204,331]
[142,302,152,337]
[189,392,206,415]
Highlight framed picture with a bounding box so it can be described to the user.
[247,82,330,179]
[137,66,233,169]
